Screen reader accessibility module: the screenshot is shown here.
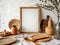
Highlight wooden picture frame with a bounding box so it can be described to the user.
[20,6,40,33]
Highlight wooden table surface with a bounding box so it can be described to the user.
[9,34,60,45]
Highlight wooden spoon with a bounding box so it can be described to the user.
[25,37,40,45]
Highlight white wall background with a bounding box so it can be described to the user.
[0,0,58,31]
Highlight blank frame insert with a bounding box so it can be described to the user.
[20,6,40,33]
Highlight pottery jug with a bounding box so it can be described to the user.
[45,18,54,35]
[11,25,17,35]
[54,22,60,39]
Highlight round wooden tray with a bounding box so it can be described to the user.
[9,19,20,30]
[0,37,16,45]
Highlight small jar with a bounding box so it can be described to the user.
[11,25,17,35]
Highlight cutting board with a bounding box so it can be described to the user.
[0,37,16,45]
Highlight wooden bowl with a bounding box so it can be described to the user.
[9,19,20,30]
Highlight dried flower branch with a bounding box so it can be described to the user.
[36,0,60,21]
